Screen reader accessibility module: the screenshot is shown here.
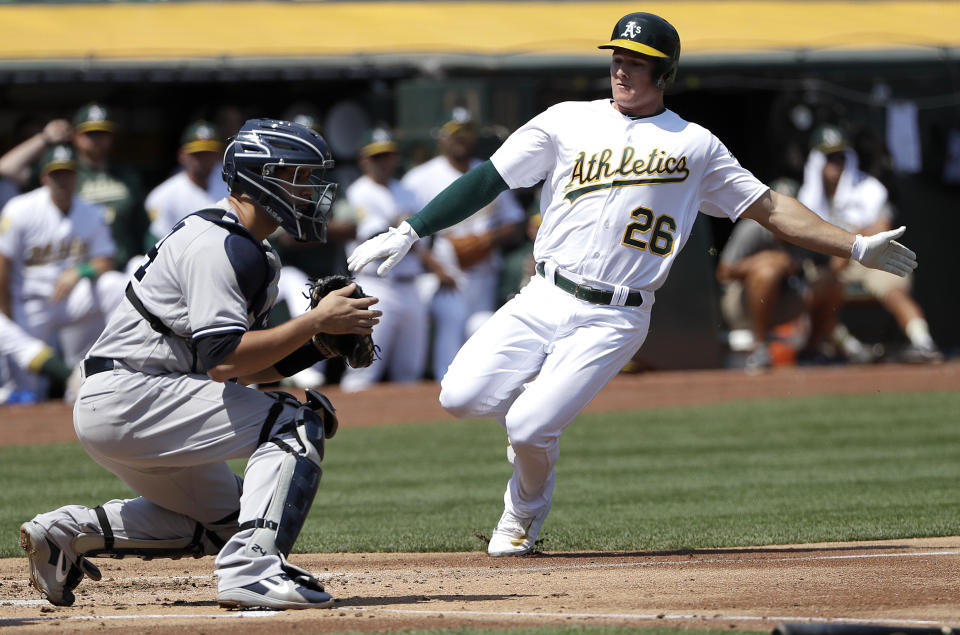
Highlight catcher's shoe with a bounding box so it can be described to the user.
[218,574,334,610]
[487,508,547,557]
[20,521,101,607]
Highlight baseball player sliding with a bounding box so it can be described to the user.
[20,119,381,609]
[348,12,918,556]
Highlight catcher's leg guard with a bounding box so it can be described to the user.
[72,506,239,560]
[243,398,329,558]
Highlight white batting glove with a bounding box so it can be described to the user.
[347,221,420,277]
[850,225,917,277]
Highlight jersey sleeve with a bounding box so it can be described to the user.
[0,205,21,260]
[181,231,253,341]
[490,108,558,190]
[86,203,117,260]
[697,136,769,220]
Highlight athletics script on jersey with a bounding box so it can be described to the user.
[564,146,689,202]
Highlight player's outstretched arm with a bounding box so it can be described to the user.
[347,160,510,276]
[740,189,917,277]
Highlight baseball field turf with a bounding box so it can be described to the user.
[3,390,958,559]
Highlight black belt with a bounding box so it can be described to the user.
[82,357,116,378]
[536,262,643,307]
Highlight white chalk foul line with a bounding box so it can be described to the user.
[0,610,281,623]
[0,607,950,628]
[350,607,951,628]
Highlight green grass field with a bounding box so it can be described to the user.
[2,391,959,558]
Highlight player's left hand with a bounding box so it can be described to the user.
[347,221,419,277]
[851,225,917,277]
[51,267,81,302]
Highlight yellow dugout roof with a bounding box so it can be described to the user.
[0,1,957,66]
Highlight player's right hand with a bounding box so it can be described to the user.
[850,225,917,277]
[347,221,420,277]
[310,283,381,335]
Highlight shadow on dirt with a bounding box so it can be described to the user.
[334,593,530,607]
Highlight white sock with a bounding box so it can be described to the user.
[905,318,935,349]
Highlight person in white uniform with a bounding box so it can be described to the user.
[402,109,526,379]
[19,119,381,610]
[797,124,941,363]
[340,127,428,391]
[348,13,919,556]
[145,120,225,246]
[0,144,125,399]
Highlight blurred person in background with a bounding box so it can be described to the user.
[72,103,147,270]
[798,125,942,363]
[339,127,428,392]
[715,178,849,371]
[402,107,525,380]
[145,120,225,247]
[0,144,125,401]
[0,117,74,209]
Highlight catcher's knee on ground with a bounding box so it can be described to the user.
[243,389,337,558]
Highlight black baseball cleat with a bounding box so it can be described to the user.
[20,521,101,607]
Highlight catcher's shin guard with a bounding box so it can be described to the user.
[73,506,238,560]
[243,402,326,558]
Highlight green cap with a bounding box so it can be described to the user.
[73,103,115,134]
[40,144,78,174]
[810,125,849,154]
[440,107,475,137]
[180,120,222,154]
[359,127,398,157]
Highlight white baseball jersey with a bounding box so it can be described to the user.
[490,99,768,292]
[346,175,422,280]
[146,171,219,241]
[342,175,428,391]
[403,155,525,279]
[87,199,280,375]
[0,186,115,306]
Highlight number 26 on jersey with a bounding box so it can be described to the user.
[621,205,677,257]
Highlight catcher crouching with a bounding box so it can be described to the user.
[19,119,381,610]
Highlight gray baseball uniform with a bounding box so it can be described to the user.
[29,199,320,591]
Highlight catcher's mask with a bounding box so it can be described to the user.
[223,118,339,242]
[598,12,681,90]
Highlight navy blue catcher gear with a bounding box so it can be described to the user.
[222,119,338,242]
[598,12,681,90]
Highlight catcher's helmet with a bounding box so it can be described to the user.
[223,118,338,242]
[598,12,681,89]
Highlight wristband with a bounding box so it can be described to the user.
[76,262,97,279]
[850,234,866,263]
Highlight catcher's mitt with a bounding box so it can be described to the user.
[307,274,379,368]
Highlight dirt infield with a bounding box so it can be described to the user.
[2,538,958,632]
[2,362,959,632]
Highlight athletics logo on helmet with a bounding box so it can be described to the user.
[598,12,681,89]
[222,118,339,242]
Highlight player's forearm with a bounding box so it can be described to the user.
[207,313,317,382]
[742,190,855,259]
[406,160,510,238]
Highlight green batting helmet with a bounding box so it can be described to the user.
[598,12,681,89]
